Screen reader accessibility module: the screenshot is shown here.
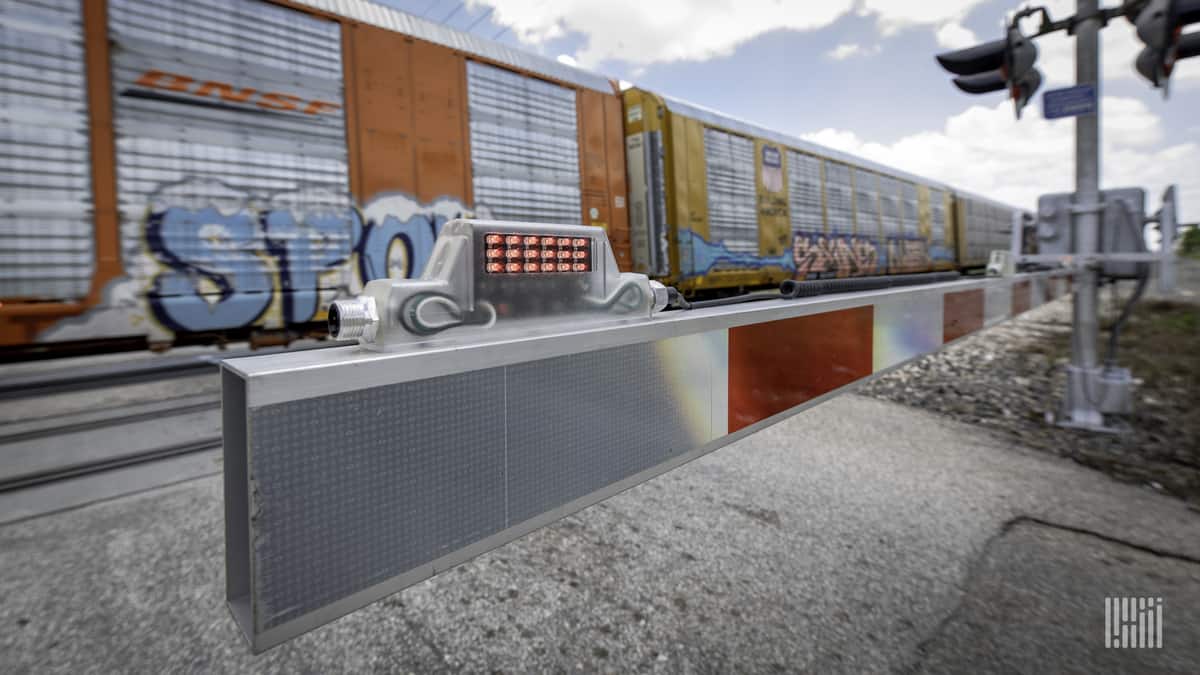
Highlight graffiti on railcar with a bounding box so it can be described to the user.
[32,176,472,338]
[141,184,473,332]
[929,243,955,264]
[146,204,280,332]
[355,194,469,285]
[678,229,795,278]
[791,233,879,278]
[885,238,931,273]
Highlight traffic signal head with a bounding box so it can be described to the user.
[1132,0,1200,92]
[952,71,1007,94]
[1004,24,1041,118]
[935,25,1041,118]
[1009,68,1042,119]
[936,38,1007,75]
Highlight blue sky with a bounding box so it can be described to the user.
[376,0,1198,220]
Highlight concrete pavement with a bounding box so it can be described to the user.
[1,393,1198,673]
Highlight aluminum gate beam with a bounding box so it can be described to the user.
[222,270,1073,652]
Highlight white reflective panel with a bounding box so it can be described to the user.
[872,289,943,371]
[467,61,582,225]
[0,0,94,300]
[985,282,1013,327]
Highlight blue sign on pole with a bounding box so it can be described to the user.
[1043,84,1097,119]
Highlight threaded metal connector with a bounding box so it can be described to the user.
[328,296,378,341]
[649,280,670,314]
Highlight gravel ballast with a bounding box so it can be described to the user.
[861,262,1200,507]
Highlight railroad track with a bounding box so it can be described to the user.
[0,342,342,523]
[0,393,218,446]
[0,387,224,523]
[0,355,234,522]
[0,353,224,400]
[0,393,221,492]
[0,341,338,401]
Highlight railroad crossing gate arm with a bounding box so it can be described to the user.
[221,269,1073,652]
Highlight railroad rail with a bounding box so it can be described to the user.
[0,353,220,401]
[0,394,220,491]
[0,343,337,401]
[0,385,223,523]
[0,341,349,523]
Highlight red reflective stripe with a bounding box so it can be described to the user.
[728,307,873,433]
[943,289,984,342]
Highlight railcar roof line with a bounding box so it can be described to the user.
[290,0,614,94]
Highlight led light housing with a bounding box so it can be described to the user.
[328,219,666,349]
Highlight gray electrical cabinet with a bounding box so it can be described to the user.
[1036,188,1146,278]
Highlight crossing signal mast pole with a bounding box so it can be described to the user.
[936,0,1198,431]
[1070,0,1104,429]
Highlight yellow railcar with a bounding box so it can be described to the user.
[622,88,964,294]
[953,193,1024,269]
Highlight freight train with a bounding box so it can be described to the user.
[0,0,1029,356]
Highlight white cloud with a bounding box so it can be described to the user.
[555,53,578,67]
[827,43,872,60]
[466,0,993,66]
[800,97,1197,221]
[935,22,978,49]
[468,0,855,67]
[861,0,991,35]
[472,0,1200,88]
[858,0,1005,57]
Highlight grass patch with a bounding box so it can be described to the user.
[1018,297,1200,504]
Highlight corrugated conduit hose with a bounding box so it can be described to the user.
[779,271,961,298]
[664,271,962,310]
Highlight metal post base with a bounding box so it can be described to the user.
[1055,414,1130,434]
[1055,364,1134,434]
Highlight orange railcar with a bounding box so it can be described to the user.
[0,0,629,352]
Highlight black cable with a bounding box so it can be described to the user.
[401,292,496,337]
[685,291,780,310]
[1105,274,1147,369]
[1104,198,1151,368]
[666,287,691,310]
[663,270,962,310]
[780,271,961,298]
[401,291,465,336]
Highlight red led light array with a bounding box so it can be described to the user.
[483,232,592,274]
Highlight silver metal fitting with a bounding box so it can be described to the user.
[986,250,1013,277]
[649,280,670,314]
[328,296,378,341]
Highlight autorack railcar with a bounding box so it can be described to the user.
[620,87,1023,295]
